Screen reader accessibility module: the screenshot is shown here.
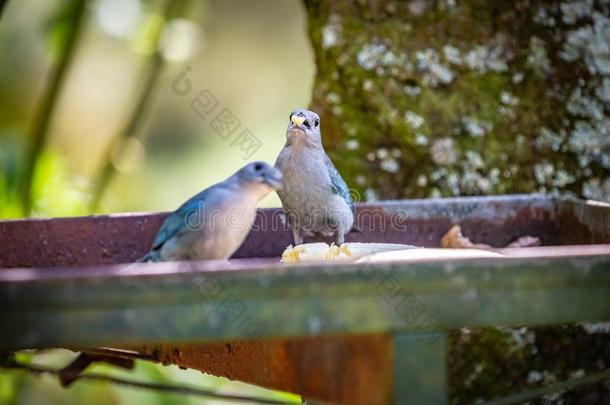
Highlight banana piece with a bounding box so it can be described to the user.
[281,243,337,263]
[281,242,416,263]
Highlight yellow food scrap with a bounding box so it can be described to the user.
[281,243,337,263]
[281,242,415,263]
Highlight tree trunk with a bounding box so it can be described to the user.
[303,0,610,202]
[302,1,610,402]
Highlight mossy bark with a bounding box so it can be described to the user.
[447,325,610,403]
[303,0,609,202]
[302,0,610,402]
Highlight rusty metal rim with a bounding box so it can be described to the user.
[1,245,609,284]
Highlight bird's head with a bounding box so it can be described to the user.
[285,109,322,146]
[236,161,283,191]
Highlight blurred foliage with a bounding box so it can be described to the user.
[0,350,301,405]
[45,0,85,62]
[0,0,311,217]
[30,150,91,216]
[0,131,24,218]
[0,134,91,218]
[89,0,189,212]
[20,0,86,215]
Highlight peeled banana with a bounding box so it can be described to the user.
[280,242,416,263]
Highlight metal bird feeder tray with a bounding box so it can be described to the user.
[1,195,609,404]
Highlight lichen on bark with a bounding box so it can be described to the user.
[303,0,610,202]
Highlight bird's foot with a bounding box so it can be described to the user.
[335,232,345,246]
[292,229,304,246]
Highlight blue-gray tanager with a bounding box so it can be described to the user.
[140,161,283,262]
[275,109,354,245]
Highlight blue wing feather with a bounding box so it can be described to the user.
[324,157,354,212]
[149,189,210,252]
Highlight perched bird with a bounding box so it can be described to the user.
[275,109,354,245]
[140,162,283,262]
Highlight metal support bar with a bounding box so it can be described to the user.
[393,332,447,404]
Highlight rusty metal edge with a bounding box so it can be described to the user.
[3,194,601,268]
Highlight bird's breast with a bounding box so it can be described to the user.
[280,148,329,195]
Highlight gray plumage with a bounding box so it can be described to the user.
[140,161,282,262]
[275,109,354,245]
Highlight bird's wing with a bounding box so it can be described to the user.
[150,188,211,252]
[324,156,354,212]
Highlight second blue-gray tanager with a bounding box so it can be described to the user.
[275,109,354,245]
[140,161,283,262]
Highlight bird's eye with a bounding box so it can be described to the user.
[303,120,311,129]
[254,163,263,171]
[314,119,319,127]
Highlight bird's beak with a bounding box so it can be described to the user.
[264,169,283,190]
[291,115,305,127]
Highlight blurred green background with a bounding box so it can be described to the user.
[0,0,311,403]
[0,0,313,218]
[0,350,300,404]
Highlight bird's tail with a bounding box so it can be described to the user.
[138,250,160,263]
